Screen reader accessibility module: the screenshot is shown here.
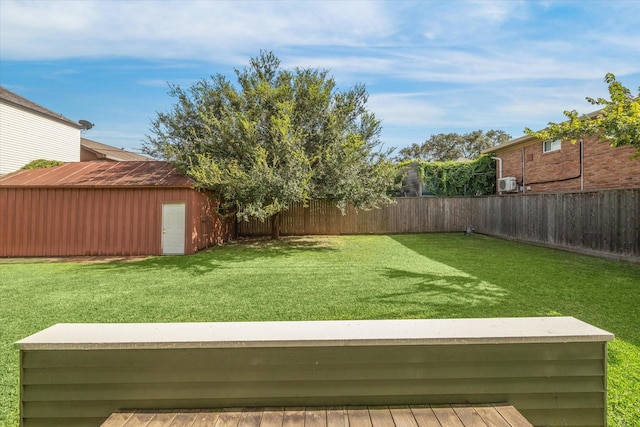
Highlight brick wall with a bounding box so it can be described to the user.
[494,136,639,193]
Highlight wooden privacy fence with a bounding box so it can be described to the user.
[471,189,639,260]
[238,189,639,261]
[238,198,473,236]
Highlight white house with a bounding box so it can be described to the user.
[0,87,82,174]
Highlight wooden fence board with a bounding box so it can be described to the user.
[237,189,639,261]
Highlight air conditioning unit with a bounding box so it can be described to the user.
[498,177,518,192]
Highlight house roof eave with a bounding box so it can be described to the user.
[484,109,604,155]
[482,134,539,154]
[0,86,83,129]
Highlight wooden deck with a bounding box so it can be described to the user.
[101,405,534,427]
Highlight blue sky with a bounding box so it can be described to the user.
[1,0,639,155]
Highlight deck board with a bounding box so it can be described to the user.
[282,407,305,427]
[390,406,419,427]
[430,406,465,427]
[259,408,284,427]
[409,406,441,427]
[326,406,349,427]
[239,409,264,427]
[191,411,221,427]
[305,407,327,427]
[473,405,512,427]
[146,412,178,427]
[493,404,534,426]
[348,406,373,427]
[368,406,395,427]
[450,406,486,427]
[101,405,532,427]
[215,408,244,427]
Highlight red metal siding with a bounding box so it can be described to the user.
[0,187,233,257]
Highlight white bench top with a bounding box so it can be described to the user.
[16,317,613,350]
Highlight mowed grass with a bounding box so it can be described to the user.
[1,234,639,426]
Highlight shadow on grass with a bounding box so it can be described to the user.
[359,267,507,310]
[79,236,340,276]
[388,233,640,347]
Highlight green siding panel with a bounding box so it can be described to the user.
[21,342,606,367]
[21,342,608,427]
[23,377,606,401]
[22,359,605,384]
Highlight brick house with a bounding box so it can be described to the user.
[484,132,639,194]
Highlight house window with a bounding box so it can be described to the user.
[543,139,561,153]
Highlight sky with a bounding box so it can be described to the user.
[1,0,639,155]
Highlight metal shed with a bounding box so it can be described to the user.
[0,161,235,257]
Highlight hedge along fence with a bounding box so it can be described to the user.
[417,155,497,196]
[238,188,640,262]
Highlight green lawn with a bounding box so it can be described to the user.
[1,234,638,426]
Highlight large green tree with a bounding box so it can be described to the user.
[525,73,640,158]
[396,130,510,162]
[144,51,396,239]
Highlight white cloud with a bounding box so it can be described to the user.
[368,93,445,127]
[3,0,639,151]
[0,0,392,61]
[467,0,527,23]
[408,0,528,46]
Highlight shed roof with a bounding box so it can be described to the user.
[0,161,194,188]
[0,86,82,129]
[81,138,152,161]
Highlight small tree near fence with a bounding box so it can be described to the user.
[144,51,397,239]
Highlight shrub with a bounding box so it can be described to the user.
[20,159,64,170]
[417,155,496,196]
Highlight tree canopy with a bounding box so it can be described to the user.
[144,51,397,238]
[396,130,510,162]
[525,73,640,158]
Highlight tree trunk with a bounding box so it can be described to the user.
[270,212,281,240]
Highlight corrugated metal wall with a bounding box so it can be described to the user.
[0,187,233,256]
[20,342,608,427]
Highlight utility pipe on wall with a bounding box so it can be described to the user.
[492,156,503,195]
[580,139,584,191]
[521,148,526,193]
[491,157,503,179]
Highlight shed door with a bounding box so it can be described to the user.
[162,203,186,255]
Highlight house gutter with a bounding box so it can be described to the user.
[491,156,503,195]
[492,157,503,179]
[521,148,526,193]
[580,139,584,190]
